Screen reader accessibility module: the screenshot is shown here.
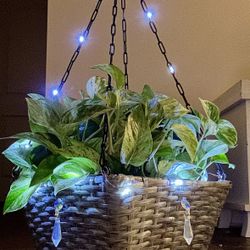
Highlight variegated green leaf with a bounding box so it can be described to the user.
[158,160,172,177]
[92,64,125,89]
[30,155,66,186]
[198,140,228,164]
[121,106,153,166]
[200,98,220,123]
[166,162,198,180]
[3,169,38,214]
[211,154,235,169]
[142,84,154,100]
[52,157,100,194]
[86,76,107,98]
[171,124,198,162]
[159,96,189,119]
[56,139,100,164]
[217,119,237,148]
[2,139,39,169]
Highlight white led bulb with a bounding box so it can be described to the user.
[79,35,85,43]
[147,11,153,19]
[52,89,59,96]
[168,64,175,74]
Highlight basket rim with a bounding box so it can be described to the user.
[90,174,232,187]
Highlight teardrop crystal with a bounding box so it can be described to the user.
[52,217,62,247]
[183,215,193,245]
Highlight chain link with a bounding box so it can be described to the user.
[107,0,118,91]
[11,165,21,180]
[99,115,110,174]
[108,0,118,65]
[140,0,191,110]
[58,0,103,92]
[121,0,129,89]
[99,0,119,173]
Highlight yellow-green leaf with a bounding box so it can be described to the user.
[159,96,189,119]
[217,119,237,148]
[171,124,198,162]
[121,106,153,166]
[92,64,125,89]
[200,98,220,123]
[3,169,38,214]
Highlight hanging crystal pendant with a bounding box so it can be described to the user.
[51,198,63,247]
[183,212,193,245]
[181,197,193,245]
[52,217,62,247]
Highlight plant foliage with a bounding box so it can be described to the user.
[1,64,237,213]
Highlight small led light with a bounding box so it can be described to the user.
[24,144,31,149]
[79,35,85,43]
[24,140,32,149]
[173,179,184,186]
[52,89,59,96]
[147,11,153,19]
[168,64,175,74]
[79,125,85,131]
[120,187,131,197]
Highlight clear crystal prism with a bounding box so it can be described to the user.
[52,217,62,247]
[181,197,190,210]
[181,197,193,245]
[183,214,193,245]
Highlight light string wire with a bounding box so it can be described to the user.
[140,0,191,110]
[57,0,103,93]
[140,0,226,181]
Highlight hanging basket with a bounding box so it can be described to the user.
[0,1,236,250]
[25,175,230,250]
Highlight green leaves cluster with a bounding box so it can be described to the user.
[1,64,237,214]
[161,99,237,180]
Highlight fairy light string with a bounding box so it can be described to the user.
[140,0,226,180]
[50,1,225,182]
[140,0,191,110]
[55,0,103,94]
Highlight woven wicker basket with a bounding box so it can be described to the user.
[25,174,230,250]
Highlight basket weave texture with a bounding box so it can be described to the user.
[26,174,231,250]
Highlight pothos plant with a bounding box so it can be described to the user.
[1,64,237,214]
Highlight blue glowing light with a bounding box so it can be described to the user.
[120,187,132,197]
[79,123,85,132]
[24,143,31,149]
[168,64,175,74]
[52,89,59,96]
[79,35,85,43]
[147,11,153,19]
[173,179,183,186]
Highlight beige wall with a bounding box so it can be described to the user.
[47,0,250,109]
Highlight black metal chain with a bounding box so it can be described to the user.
[107,0,118,91]
[12,166,21,180]
[140,0,226,180]
[121,0,129,89]
[99,0,119,173]
[57,0,103,92]
[140,0,191,110]
[99,115,110,174]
